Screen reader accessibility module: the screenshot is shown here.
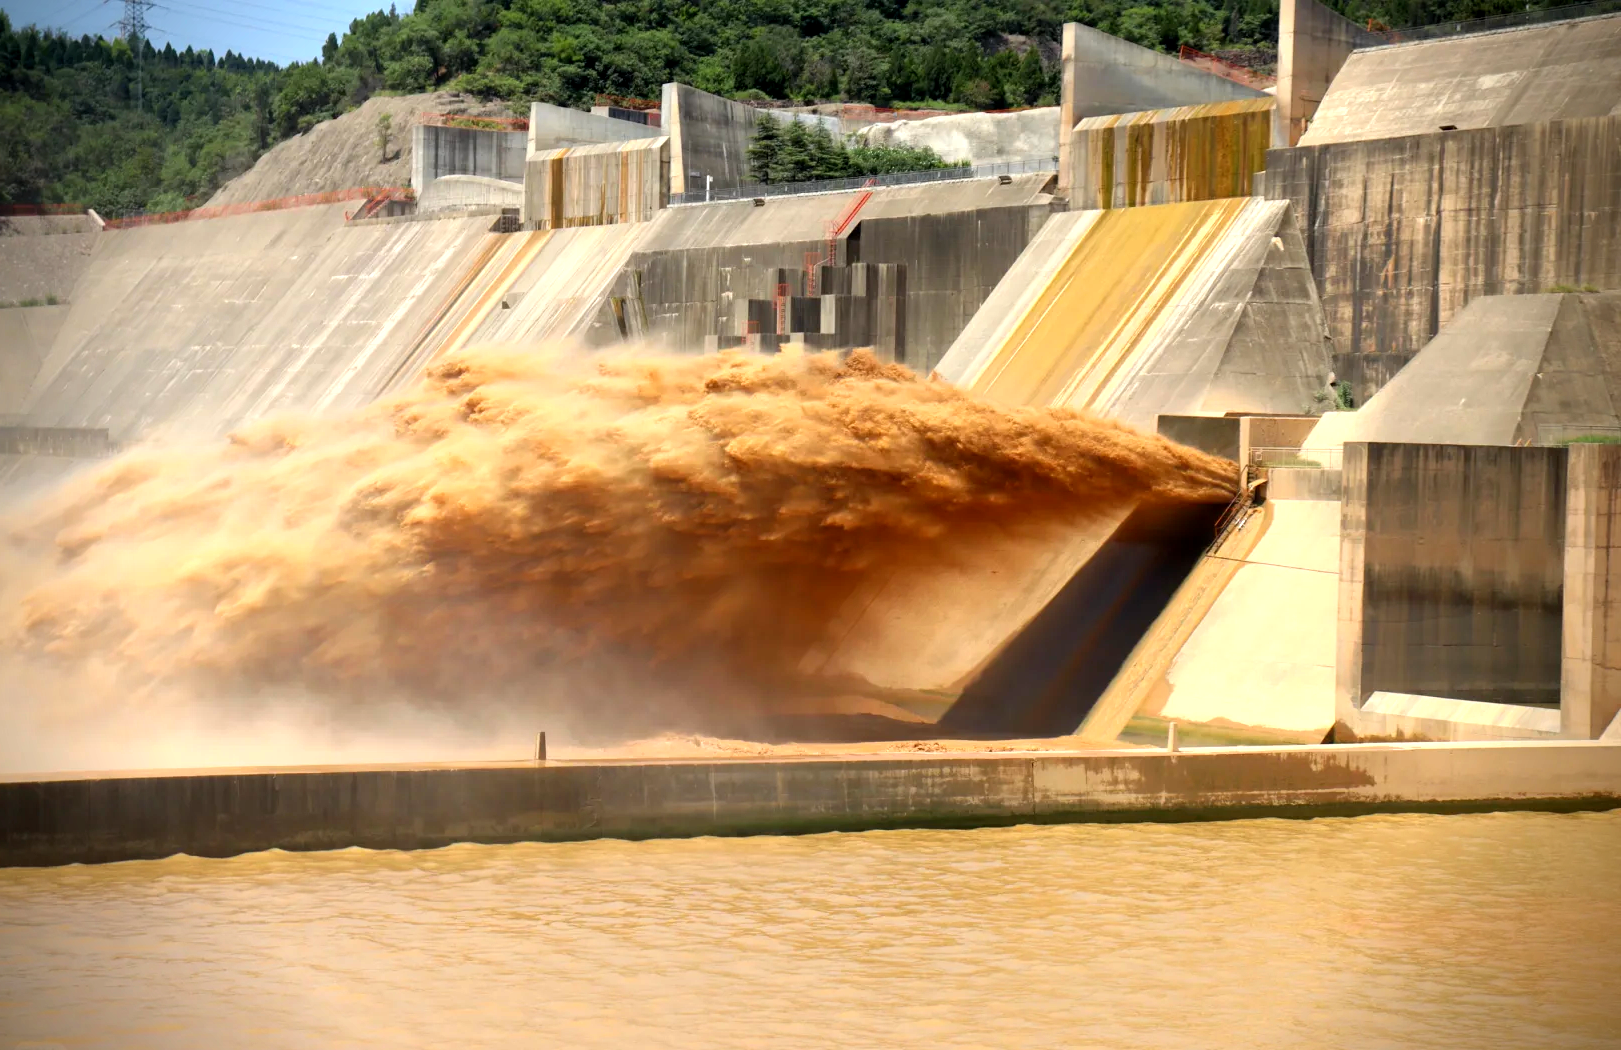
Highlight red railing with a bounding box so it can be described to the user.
[103,186,414,230]
[418,112,530,132]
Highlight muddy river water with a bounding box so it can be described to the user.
[2,810,1618,1049]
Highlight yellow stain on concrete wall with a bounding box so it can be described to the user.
[524,138,670,230]
[1072,98,1273,210]
[964,197,1252,410]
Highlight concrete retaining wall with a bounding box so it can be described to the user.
[1300,12,1621,147]
[1069,99,1274,210]
[617,175,1054,368]
[1340,442,1568,716]
[662,84,757,195]
[1276,0,1380,146]
[416,174,523,213]
[4,742,1617,867]
[528,102,663,153]
[522,138,670,230]
[410,124,526,191]
[1268,115,1621,357]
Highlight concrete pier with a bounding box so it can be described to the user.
[3,741,1617,867]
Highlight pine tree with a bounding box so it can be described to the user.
[747,113,782,183]
[771,119,815,183]
[807,124,849,179]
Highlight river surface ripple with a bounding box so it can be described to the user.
[2,810,1618,1049]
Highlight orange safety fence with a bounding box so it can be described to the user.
[418,112,530,132]
[102,186,415,230]
[0,203,87,216]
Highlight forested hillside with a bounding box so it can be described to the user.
[0,0,1583,215]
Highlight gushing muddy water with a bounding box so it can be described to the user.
[1,347,1234,759]
[1,811,1617,1049]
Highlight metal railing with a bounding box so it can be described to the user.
[669,155,1057,206]
[1249,446,1343,471]
[1367,0,1620,43]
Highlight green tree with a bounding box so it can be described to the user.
[747,113,782,183]
[771,118,815,183]
[375,111,392,162]
[1014,47,1047,107]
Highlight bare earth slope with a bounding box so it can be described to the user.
[206,92,511,207]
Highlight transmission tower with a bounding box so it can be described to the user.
[118,0,154,111]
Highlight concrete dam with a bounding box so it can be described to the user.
[4,0,1621,866]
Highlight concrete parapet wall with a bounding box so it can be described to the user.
[527,102,663,154]
[1300,12,1621,147]
[1276,0,1381,147]
[1268,116,1621,357]
[1339,442,1569,722]
[1069,99,1274,209]
[522,138,670,230]
[661,83,842,195]
[1063,22,1268,123]
[4,742,1617,867]
[410,124,526,191]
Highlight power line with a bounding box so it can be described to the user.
[160,0,341,37]
[149,1,327,47]
[184,0,347,34]
[118,0,155,109]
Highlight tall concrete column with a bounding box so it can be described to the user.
[1335,441,1370,732]
[1058,23,1078,201]
[1276,0,1379,146]
[1562,444,1621,739]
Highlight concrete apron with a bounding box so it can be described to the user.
[3,741,1619,867]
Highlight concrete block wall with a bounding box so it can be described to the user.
[522,138,670,230]
[1339,443,1569,730]
[410,124,526,191]
[1267,114,1621,358]
[1275,0,1380,147]
[1069,98,1274,210]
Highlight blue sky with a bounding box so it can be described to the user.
[2,0,391,65]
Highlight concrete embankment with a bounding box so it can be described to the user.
[3,741,1617,867]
